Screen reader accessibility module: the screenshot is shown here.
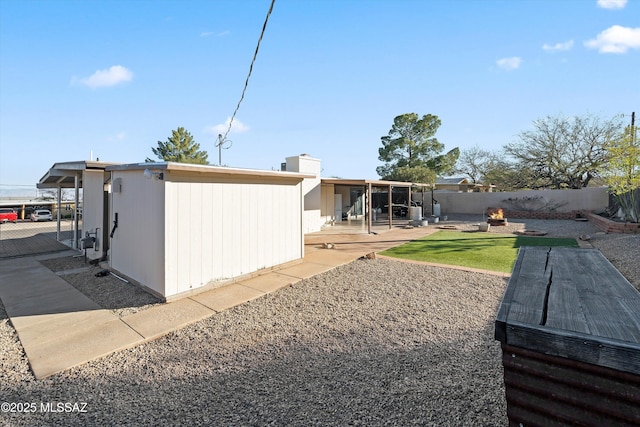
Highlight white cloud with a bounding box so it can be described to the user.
[597,0,627,9]
[542,40,574,52]
[584,25,640,53]
[207,117,250,135]
[72,65,133,88]
[496,56,522,71]
[201,30,230,37]
[108,132,126,142]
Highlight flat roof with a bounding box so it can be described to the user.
[37,161,120,189]
[106,162,315,181]
[321,178,433,188]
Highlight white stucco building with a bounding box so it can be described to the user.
[106,162,311,300]
[37,153,432,300]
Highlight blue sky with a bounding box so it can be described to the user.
[1,0,638,193]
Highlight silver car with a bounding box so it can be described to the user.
[30,209,53,221]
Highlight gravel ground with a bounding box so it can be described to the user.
[1,218,638,426]
[38,256,161,318]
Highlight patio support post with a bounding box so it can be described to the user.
[367,183,372,234]
[388,184,392,229]
[362,185,366,230]
[300,181,304,258]
[431,186,435,217]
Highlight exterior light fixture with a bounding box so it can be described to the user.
[143,168,164,180]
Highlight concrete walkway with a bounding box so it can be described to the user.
[0,226,441,379]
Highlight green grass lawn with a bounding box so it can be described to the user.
[380,230,579,273]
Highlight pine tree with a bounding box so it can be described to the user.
[377,113,458,182]
[146,127,209,164]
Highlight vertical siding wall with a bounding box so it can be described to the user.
[164,179,302,298]
[109,171,166,296]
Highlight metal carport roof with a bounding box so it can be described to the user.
[37,161,119,189]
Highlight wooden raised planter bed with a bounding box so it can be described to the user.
[495,247,640,426]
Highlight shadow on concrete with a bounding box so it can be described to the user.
[0,233,70,259]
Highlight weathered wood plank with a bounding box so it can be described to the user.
[550,248,640,343]
[503,321,640,375]
[499,247,551,325]
[495,246,640,375]
[495,246,528,342]
[545,256,590,334]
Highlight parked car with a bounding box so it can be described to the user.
[30,209,53,222]
[0,208,18,223]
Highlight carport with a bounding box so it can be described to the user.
[37,161,117,253]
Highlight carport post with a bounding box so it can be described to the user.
[56,186,62,241]
[73,174,79,249]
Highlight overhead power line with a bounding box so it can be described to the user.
[219,0,276,146]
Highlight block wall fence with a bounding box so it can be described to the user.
[431,187,609,215]
[425,187,638,233]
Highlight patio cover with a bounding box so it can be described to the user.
[321,178,433,233]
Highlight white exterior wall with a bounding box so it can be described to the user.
[285,155,323,233]
[82,170,106,260]
[109,170,166,296]
[164,178,303,298]
[320,183,335,224]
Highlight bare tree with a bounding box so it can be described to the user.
[505,114,623,189]
[454,145,498,184]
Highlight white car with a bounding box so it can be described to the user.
[30,209,52,222]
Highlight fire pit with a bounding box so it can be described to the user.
[487,208,508,226]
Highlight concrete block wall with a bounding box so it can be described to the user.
[433,187,609,215]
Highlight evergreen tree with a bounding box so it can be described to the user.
[377,113,458,182]
[146,127,209,164]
